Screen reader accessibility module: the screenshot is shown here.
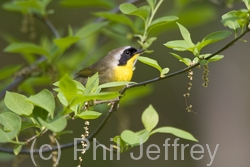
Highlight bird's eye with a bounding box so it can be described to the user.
[125,50,130,55]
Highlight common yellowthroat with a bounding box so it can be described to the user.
[75,46,144,86]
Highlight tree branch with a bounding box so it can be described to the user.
[121,25,250,94]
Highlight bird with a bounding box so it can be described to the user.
[74,46,144,88]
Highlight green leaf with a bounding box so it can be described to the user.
[121,130,138,146]
[113,135,127,152]
[68,25,74,36]
[120,3,137,14]
[21,0,50,15]
[121,130,140,146]
[17,0,46,15]
[141,37,157,49]
[41,0,52,8]
[55,80,85,93]
[176,23,194,47]
[120,3,150,21]
[76,22,109,39]
[0,112,21,143]
[209,55,224,62]
[202,30,231,43]
[150,127,198,142]
[74,81,86,92]
[54,36,80,51]
[133,5,151,21]
[94,12,133,28]
[98,81,134,89]
[134,34,143,41]
[4,92,34,116]
[56,92,68,107]
[148,16,179,32]
[28,89,55,118]
[60,0,115,8]
[71,92,120,106]
[4,43,50,57]
[2,0,48,15]
[199,54,224,62]
[59,74,78,103]
[86,92,120,100]
[142,105,159,132]
[192,57,199,64]
[221,11,241,30]
[14,144,22,155]
[54,130,73,138]
[121,130,150,147]
[21,120,38,131]
[202,30,231,45]
[147,0,155,9]
[85,73,100,94]
[77,111,102,120]
[164,40,192,51]
[169,52,191,66]
[37,116,67,133]
[2,2,24,13]
[138,56,162,74]
[0,65,22,80]
[135,129,150,144]
[0,31,19,44]
[242,0,250,10]
[32,107,49,123]
[161,68,169,77]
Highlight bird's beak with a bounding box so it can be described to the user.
[134,49,145,55]
[132,49,144,67]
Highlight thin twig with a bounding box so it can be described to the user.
[93,98,119,105]
[34,15,60,38]
[25,129,49,144]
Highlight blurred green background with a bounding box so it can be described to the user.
[0,0,250,167]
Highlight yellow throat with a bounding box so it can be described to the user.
[113,53,139,82]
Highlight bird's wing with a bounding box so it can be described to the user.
[76,67,95,77]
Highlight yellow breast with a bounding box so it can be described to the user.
[113,65,133,81]
[113,54,139,82]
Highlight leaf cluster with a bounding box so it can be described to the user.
[165,0,250,67]
[114,105,198,152]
